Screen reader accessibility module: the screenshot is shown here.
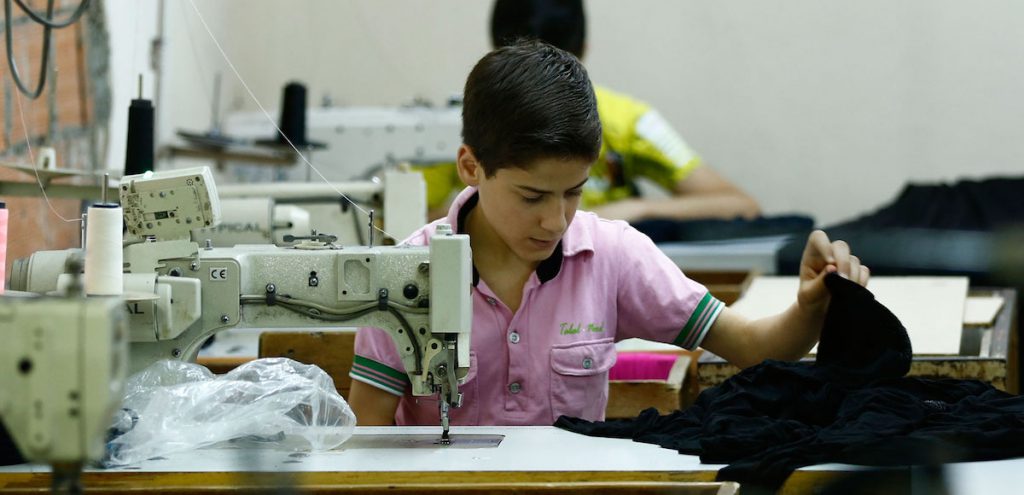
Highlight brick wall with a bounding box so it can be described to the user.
[1,0,109,285]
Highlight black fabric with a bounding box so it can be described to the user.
[814,273,911,381]
[0,417,26,466]
[776,177,1024,284]
[777,228,994,282]
[633,214,814,244]
[825,177,1024,232]
[556,274,1024,489]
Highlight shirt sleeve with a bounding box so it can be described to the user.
[629,109,703,190]
[613,223,723,349]
[351,326,412,396]
[417,163,461,213]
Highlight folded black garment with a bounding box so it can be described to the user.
[775,177,1024,283]
[556,274,1024,489]
[827,177,1024,232]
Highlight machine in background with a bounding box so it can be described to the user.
[199,168,426,247]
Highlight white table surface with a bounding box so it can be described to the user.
[2,426,1021,493]
[0,426,808,474]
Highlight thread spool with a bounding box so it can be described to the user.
[256,81,324,149]
[278,82,308,146]
[0,201,7,294]
[84,203,123,296]
[35,147,56,170]
[124,98,154,176]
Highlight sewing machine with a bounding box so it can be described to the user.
[203,103,452,248]
[0,266,128,491]
[224,104,462,183]
[199,169,427,247]
[8,166,472,441]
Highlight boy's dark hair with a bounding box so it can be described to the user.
[462,41,601,176]
[491,0,586,58]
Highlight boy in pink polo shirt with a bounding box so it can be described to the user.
[348,41,869,426]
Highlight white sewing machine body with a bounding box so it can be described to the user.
[8,167,471,438]
[15,240,470,390]
[200,169,426,247]
[0,291,128,469]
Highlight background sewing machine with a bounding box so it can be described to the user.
[196,169,426,247]
[222,104,461,182]
[169,105,444,248]
[8,167,472,441]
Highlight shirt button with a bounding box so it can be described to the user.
[486,297,497,306]
[509,331,520,344]
[508,382,521,394]
[582,357,593,370]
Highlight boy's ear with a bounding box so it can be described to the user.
[456,144,484,187]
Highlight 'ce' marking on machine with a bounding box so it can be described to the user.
[209,267,229,281]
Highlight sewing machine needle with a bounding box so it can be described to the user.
[440,401,451,445]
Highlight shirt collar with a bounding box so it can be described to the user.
[446,187,594,285]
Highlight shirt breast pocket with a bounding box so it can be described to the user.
[549,338,616,422]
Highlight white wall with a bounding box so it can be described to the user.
[106,0,1024,226]
[584,0,1024,224]
[105,0,232,173]
[104,0,160,174]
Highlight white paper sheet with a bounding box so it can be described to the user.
[730,276,969,355]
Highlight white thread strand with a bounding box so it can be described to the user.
[13,91,81,223]
[185,0,397,242]
[177,0,213,110]
[84,204,124,295]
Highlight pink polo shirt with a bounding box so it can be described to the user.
[351,187,722,426]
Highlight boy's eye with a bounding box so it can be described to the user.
[522,195,543,204]
[567,189,583,197]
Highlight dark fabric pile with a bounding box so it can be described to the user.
[776,176,1024,284]
[824,177,1024,232]
[556,274,1024,489]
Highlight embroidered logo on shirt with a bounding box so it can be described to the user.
[560,322,606,335]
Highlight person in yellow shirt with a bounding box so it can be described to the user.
[422,0,760,223]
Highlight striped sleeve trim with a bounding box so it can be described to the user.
[673,293,725,350]
[350,355,410,396]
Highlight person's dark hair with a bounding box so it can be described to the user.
[462,41,601,176]
[491,0,586,58]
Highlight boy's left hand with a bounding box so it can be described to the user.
[797,230,870,314]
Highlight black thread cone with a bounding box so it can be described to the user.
[125,98,154,175]
[256,81,324,149]
[278,82,306,145]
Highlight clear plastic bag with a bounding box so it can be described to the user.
[104,357,356,466]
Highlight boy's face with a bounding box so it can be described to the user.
[470,155,591,264]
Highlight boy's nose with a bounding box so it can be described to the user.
[540,200,568,233]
